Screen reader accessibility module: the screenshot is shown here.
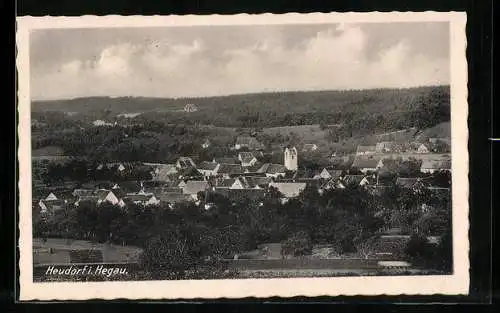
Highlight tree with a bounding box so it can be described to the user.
[404,234,435,267]
[281,231,313,258]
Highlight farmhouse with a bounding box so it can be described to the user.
[356,145,377,156]
[351,157,384,173]
[257,163,287,178]
[176,157,196,170]
[234,136,263,150]
[197,161,220,178]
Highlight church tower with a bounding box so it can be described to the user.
[284,146,298,171]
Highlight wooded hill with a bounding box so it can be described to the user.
[32,86,450,129]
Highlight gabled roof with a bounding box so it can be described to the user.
[177,157,196,168]
[217,163,244,175]
[320,178,345,190]
[214,157,240,164]
[238,152,254,159]
[343,175,366,186]
[40,199,66,208]
[183,180,209,195]
[244,162,263,173]
[240,155,257,164]
[125,193,156,202]
[269,182,306,198]
[257,163,287,174]
[352,157,382,169]
[197,161,219,171]
[94,189,113,200]
[242,176,272,187]
[217,178,236,188]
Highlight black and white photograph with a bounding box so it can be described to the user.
[17,13,469,299]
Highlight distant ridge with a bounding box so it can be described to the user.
[32,85,450,115]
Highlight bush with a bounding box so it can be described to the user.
[281,231,313,257]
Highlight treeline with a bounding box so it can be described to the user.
[33,86,450,130]
[34,183,452,279]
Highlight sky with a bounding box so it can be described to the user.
[30,22,450,100]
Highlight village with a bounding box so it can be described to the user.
[34,133,451,216]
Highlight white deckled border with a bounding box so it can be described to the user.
[17,12,469,300]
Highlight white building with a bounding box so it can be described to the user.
[284,146,298,171]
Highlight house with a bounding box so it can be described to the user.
[177,180,187,189]
[94,189,121,206]
[38,199,66,214]
[124,193,160,207]
[217,164,245,179]
[184,103,198,112]
[257,163,287,178]
[302,143,318,152]
[269,182,306,198]
[156,192,191,209]
[113,181,143,194]
[201,139,211,149]
[356,145,377,155]
[215,178,238,189]
[44,192,58,201]
[343,175,372,187]
[234,136,263,150]
[197,161,220,178]
[182,181,210,201]
[375,141,399,153]
[421,159,451,173]
[213,157,240,165]
[417,143,431,154]
[176,157,196,170]
[222,176,268,190]
[314,168,344,180]
[319,178,346,193]
[351,157,384,173]
[238,152,258,167]
[149,164,178,181]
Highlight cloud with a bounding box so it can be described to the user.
[31,26,449,100]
